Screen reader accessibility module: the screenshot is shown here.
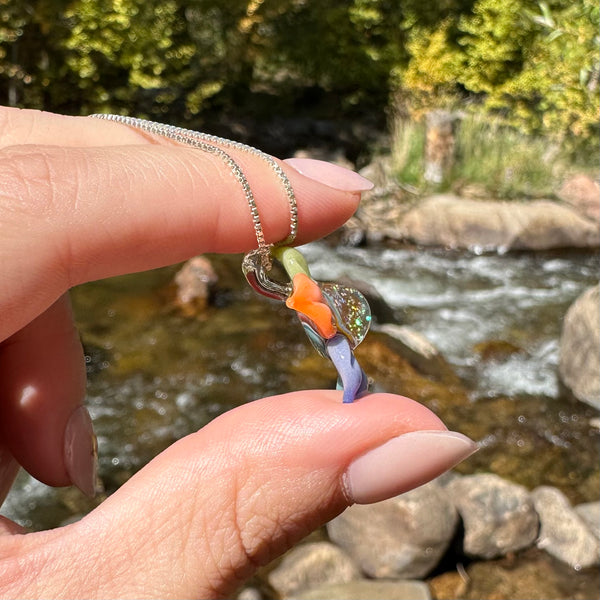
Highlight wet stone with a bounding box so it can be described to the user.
[236,587,263,600]
[173,255,218,316]
[532,486,600,569]
[377,324,460,385]
[288,580,431,600]
[463,547,600,600]
[445,473,539,559]
[267,542,360,597]
[327,480,458,579]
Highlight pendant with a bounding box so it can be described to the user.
[243,246,370,403]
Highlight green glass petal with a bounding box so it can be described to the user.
[272,246,312,279]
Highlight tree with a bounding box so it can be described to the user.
[398,0,599,147]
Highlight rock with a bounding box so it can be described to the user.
[575,501,600,539]
[427,571,468,600]
[267,542,360,597]
[446,473,539,559]
[335,216,367,247]
[289,580,431,600]
[463,548,600,600]
[532,486,600,569]
[327,480,458,579]
[556,173,600,222]
[355,189,415,243]
[473,339,525,361]
[359,155,396,190]
[558,285,600,409]
[377,324,460,385]
[354,333,471,411]
[236,587,263,600]
[173,256,218,316]
[398,195,600,251]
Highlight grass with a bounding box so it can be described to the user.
[390,112,596,199]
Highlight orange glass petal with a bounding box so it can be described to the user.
[285,273,337,339]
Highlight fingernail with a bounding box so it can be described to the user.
[284,157,374,192]
[344,430,478,504]
[64,406,98,497]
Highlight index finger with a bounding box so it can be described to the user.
[0,111,370,340]
[0,107,152,148]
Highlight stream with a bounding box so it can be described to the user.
[2,244,598,541]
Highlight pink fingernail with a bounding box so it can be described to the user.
[64,406,99,497]
[284,157,374,192]
[344,430,478,504]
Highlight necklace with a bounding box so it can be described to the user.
[90,114,370,402]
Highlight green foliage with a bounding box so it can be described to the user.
[390,118,426,186]
[451,115,563,198]
[0,0,596,151]
[399,0,599,148]
[390,113,588,198]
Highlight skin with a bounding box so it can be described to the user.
[0,107,449,599]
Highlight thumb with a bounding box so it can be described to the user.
[6,392,477,599]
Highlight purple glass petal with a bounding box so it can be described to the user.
[326,334,369,403]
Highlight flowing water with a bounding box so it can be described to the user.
[301,243,599,399]
[2,244,599,538]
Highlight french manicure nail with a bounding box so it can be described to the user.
[284,157,374,192]
[344,430,478,505]
[64,405,98,497]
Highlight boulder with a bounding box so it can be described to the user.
[326,480,458,579]
[556,173,600,222]
[289,580,431,600]
[445,473,539,559]
[575,501,600,539]
[267,542,360,597]
[236,587,263,600]
[398,195,600,251]
[558,285,600,409]
[532,486,600,569]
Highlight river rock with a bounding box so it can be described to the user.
[355,189,415,244]
[556,173,600,222]
[289,580,431,600]
[532,486,600,569]
[237,587,263,600]
[397,195,600,251]
[463,549,599,600]
[267,542,360,597]
[445,473,539,559]
[377,324,460,384]
[326,480,458,579]
[558,285,600,409]
[575,501,600,539]
[173,256,218,316]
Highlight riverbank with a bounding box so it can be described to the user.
[347,164,600,252]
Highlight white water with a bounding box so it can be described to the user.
[301,242,599,398]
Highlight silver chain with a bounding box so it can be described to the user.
[89,114,298,267]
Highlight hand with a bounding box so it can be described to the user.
[0,107,476,598]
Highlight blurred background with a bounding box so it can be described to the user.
[1,1,599,598]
